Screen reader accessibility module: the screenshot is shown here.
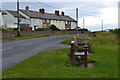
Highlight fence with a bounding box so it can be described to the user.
[68,35,93,67]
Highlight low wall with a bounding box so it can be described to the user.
[2,30,82,39]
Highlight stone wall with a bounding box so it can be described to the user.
[2,30,82,39]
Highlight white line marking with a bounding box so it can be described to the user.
[1,47,13,52]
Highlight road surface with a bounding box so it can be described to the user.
[2,35,74,72]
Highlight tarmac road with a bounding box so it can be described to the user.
[2,35,74,72]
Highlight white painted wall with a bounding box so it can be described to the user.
[14,18,27,24]
[50,20,65,30]
[71,22,77,29]
[51,20,77,30]
[0,12,3,28]
[31,18,43,30]
[2,11,17,28]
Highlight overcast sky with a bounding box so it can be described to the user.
[1,0,119,31]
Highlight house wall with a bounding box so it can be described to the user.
[19,11,30,26]
[14,18,27,24]
[71,22,77,29]
[2,11,17,28]
[50,20,65,30]
[30,18,43,30]
[31,19,67,30]
[0,12,3,27]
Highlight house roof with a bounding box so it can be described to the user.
[19,9,76,22]
[6,10,26,18]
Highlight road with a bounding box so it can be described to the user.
[2,35,74,72]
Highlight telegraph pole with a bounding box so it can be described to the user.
[76,8,78,27]
[101,19,103,31]
[83,18,85,29]
[17,0,20,37]
[76,8,78,34]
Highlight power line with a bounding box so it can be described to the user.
[33,0,59,9]
[32,0,98,14]
[32,0,74,11]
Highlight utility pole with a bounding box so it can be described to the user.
[76,8,78,28]
[101,19,103,31]
[17,0,20,37]
[83,18,85,29]
[76,8,78,34]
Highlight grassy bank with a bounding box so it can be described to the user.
[2,32,118,78]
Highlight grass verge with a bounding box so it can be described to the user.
[3,34,71,41]
[2,32,118,78]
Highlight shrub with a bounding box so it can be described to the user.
[2,28,15,32]
[81,28,88,31]
[49,24,61,31]
[112,28,120,35]
[67,29,75,31]
[74,27,81,31]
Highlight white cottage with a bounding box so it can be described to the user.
[19,6,77,30]
[0,11,3,27]
[1,10,29,28]
[2,6,77,31]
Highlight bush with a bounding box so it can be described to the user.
[35,28,50,31]
[74,27,81,31]
[81,28,88,31]
[67,29,75,31]
[112,28,120,35]
[49,24,61,31]
[2,28,15,32]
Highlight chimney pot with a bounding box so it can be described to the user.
[39,8,45,14]
[55,10,59,16]
[61,11,64,16]
[25,6,29,11]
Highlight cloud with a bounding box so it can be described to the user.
[78,7,118,29]
[2,0,119,3]
[99,7,118,25]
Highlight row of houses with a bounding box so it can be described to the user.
[0,6,77,31]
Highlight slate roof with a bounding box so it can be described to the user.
[20,9,76,22]
[6,10,26,18]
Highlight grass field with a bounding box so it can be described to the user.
[2,32,118,78]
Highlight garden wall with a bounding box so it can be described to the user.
[2,30,83,39]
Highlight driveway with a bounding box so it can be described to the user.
[2,35,74,72]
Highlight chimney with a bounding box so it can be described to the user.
[61,11,64,16]
[25,6,29,11]
[55,10,59,16]
[39,8,45,14]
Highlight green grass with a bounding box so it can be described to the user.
[2,33,118,78]
[3,34,70,41]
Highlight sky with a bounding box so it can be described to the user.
[1,0,119,31]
